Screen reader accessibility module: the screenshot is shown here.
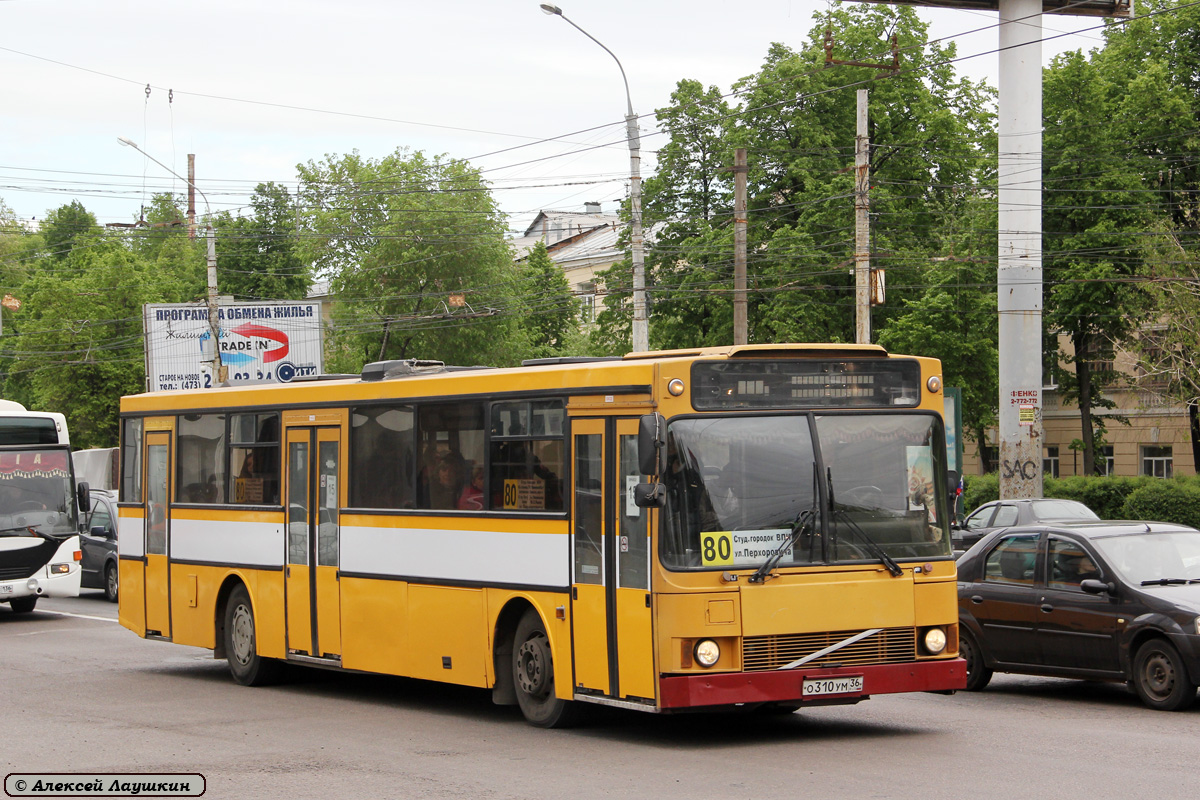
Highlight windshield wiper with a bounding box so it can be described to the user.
[827,467,904,577]
[1140,578,1200,586]
[749,466,818,584]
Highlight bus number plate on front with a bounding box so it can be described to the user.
[0,585,12,594]
[802,676,863,697]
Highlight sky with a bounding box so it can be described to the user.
[0,0,1109,238]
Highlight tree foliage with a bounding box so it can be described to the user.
[298,148,526,372]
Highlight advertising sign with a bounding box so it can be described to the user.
[144,301,324,390]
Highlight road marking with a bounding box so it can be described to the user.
[37,609,119,623]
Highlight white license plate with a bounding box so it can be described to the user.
[802,676,864,697]
[0,585,13,594]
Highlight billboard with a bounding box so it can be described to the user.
[144,301,324,390]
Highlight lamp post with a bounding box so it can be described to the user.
[540,3,647,353]
[118,136,225,382]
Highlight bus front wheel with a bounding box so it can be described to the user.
[9,596,36,613]
[223,585,282,687]
[512,609,576,728]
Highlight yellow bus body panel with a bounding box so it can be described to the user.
[341,577,410,676]
[407,585,487,687]
[737,571,917,636]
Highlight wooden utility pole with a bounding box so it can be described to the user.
[733,148,748,345]
[854,89,871,345]
[187,154,197,241]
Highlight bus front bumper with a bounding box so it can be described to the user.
[659,658,967,710]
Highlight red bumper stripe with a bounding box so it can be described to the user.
[659,658,967,709]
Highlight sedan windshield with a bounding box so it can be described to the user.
[1092,531,1200,585]
[659,413,950,571]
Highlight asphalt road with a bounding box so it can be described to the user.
[3,592,1197,799]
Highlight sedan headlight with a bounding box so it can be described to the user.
[1195,616,1200,636]
[923,627,948,655]
[694,639,721,668]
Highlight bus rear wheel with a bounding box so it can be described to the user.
[512,609,576,728]
[9,596,36,613]
[223,585,282,686]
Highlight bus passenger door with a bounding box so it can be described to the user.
[571,417,655,702]
[614,419,654,701]
[284,425,343,660]
[571,419,608,693]
[144,432,172,638]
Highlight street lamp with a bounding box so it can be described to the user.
[117,136,225,382]
[540,3,648,353]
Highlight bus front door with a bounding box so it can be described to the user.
[570,417,655,703]
[284,425,343,661]
[144,431,172,638]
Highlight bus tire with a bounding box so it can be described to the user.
[512,609,576,728]
[9,596,36,613]
[104,562,119,603]
[223,585,283,687]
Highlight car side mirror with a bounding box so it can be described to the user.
[90,525,110,539]
[633,482,665,509]
[1080,579,1113,595]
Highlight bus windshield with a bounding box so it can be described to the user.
[659,413,950,571]
[0,448,79,537]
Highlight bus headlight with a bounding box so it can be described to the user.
[923,627,948,655]
[694,639,721,668]
[49,563,70,575]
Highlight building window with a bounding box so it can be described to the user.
[1080,338,1113,376]
[981,445,999,474]
[1044,446,1060,479]
[1141,445,1173,478]
[578,293,596,323]
[1097,445,1114,476]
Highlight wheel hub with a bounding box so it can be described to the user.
[1143,652,1174,698]
[516,637,549,696]
[230,604,255,665]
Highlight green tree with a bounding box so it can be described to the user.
[520,242,577,357]
[297,148,525,371]
[216,182,310,301]
[1042,49,1156,475]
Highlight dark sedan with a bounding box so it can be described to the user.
[957,520,1200,711]
[953,498,1098,552]
[79,489,118,602]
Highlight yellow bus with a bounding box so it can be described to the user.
[117,343,965,726]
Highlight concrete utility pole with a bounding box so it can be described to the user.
[854,89,871,345]
[733,148,748,345]
[996,0,1044,499]
[119,138,225,383]
[187,154,197,242]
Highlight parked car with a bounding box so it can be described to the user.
[953,498,1099,553]
[80,489,118,602]
[957,520,1200,710]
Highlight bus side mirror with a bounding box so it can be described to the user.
[638,413,666,476]
[76,481,90,515]
[634,482,665,509]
